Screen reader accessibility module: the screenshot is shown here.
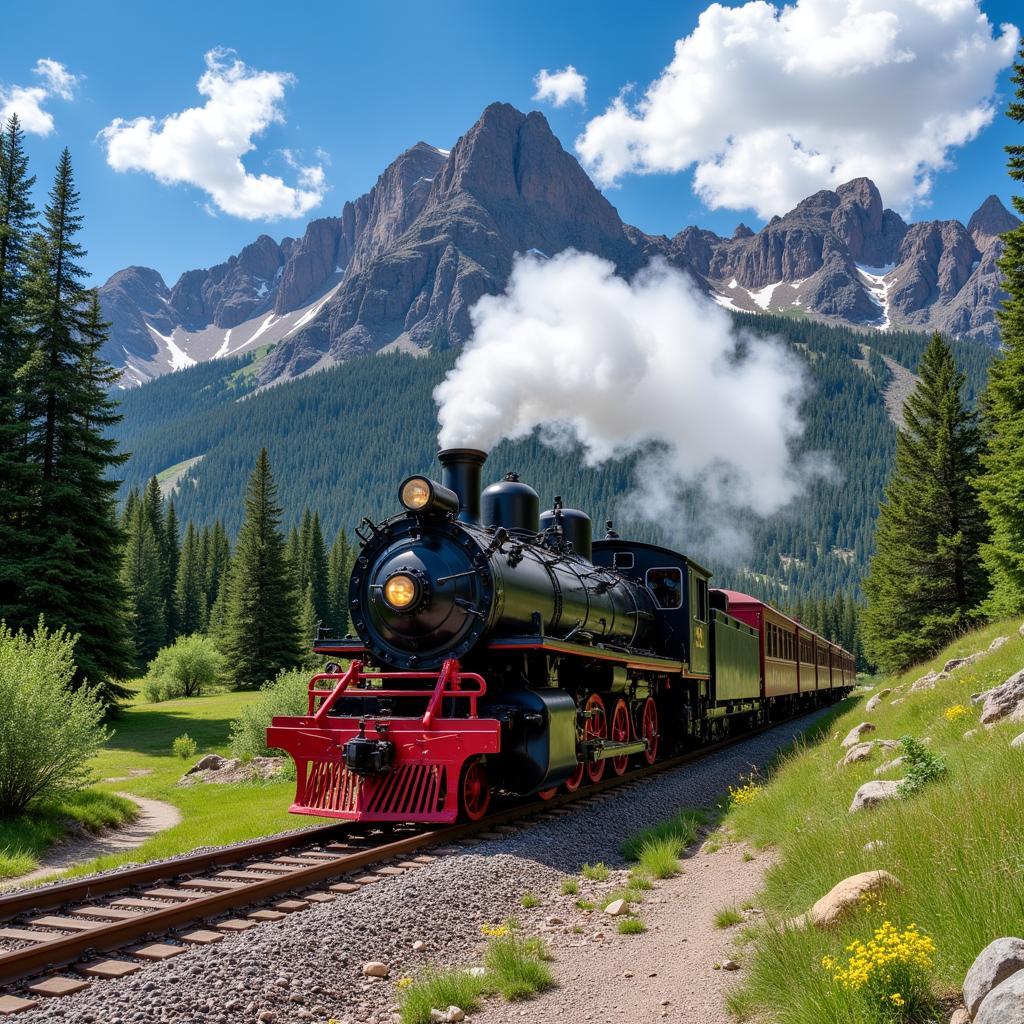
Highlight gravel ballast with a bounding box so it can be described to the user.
[16,709,832,1024]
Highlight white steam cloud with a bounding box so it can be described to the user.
[434,251,827,560]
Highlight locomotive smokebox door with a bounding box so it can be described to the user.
[493,688,578,793]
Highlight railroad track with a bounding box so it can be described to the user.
[0,708,830,1013]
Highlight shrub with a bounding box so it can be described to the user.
[621,809,703,861]
[618,918,647,935]
[399,969,487,1024]
[581,861,609,881]
[637,836,683,879]
[897,736,947,796]
[0,620,109,816]
[142,635,225,702]
[229,669,310,760]
[172,734,197,760]
[520,892,539,909]
[628,870,654,891]
[560,877,579,895]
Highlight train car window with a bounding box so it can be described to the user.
[646,567,683,609]
[613,552,634,570]
[696,579,708,622]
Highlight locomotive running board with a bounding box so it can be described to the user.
[587,739,649,761]
[487,636,693,674]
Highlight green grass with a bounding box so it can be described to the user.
[627,870,654,891]
[636,836,684,879]
[575,898,596,911]
[602,887,643,910]
[520,892,539,909]
[724,617,1024,1024]
[483,931,555,1001]
[621,808,704,861]
[581,861,610,881]
[560,877,579,895]
[0,790,137,878]
[713,904,744,929]
[20,683,334,883]
[617,918,647,935]
[399,969,488,1024]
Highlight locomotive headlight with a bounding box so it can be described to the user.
[400,477,432,511]
[383,573,419,610]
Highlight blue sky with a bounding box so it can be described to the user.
[3,0,1021,286]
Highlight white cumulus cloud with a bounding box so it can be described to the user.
[0,59,80,136]
[435,251,827,560]
[533,65,587,107]
[100,48,326,221]
[576,0,1018,216]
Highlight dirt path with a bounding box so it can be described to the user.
[480,839,766,1024]
[0,794,182,888]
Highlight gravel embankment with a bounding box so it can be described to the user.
[18,710,831,1024]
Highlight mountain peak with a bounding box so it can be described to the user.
[967,194,1019,249]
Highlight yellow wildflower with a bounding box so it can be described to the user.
[396,977,413,990]
[728,780,763,806]
[944,704,969,722]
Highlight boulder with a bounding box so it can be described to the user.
[911,670,939,690]
[1012,733,1024,750]
[412,940,427,952]
[187,754,227,774]
[430,1008,465,1023]
[849,780,902,813]
[841,723,876,748]
[950,1010,970,1024]
[604,899,629,917]
[808,871,902,928]
[1019,622,1024,639]
[362,962,389,978]
[722,960,740,971]
[890,698,906,706]
[874,756,906,777]
[990,636,1010,653]
[944,654,982,673]
[964,938,1024,1017]
[981,669,1024,726]
[976,966,1024,1024]
[865,688,892,713]
[838,742,876,767]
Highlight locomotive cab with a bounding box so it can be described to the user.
[591,539,712,676]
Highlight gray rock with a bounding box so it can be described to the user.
[990,636,1010,653]
[838,742,876,767]
[965,939,1024,1016]
[874,756,905,777]
[849,780,902,813]
[975,963,1024,1023]
[1011,733,1024,750]
[841,723,877,749]
[981,669,1024,726]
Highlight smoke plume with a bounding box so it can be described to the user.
[434,251,828,560]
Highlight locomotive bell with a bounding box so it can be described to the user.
[481,472,540,535]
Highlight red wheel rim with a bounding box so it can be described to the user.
[610,699,630,776]
[564,763,584,792]
[537,787,557,801]
[641,697,659,765]
[460,760,490,821]
[584,693,607,784]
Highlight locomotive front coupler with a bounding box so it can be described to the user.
[342,717,396,775]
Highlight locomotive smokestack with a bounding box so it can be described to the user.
[438,448,487,525]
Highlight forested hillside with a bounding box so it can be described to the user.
[111,315,991,609]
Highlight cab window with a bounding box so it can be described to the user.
[613,552,634,570]
[695,578,708,622]
[647,567,683,609]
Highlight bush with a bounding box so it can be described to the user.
[229,668,310,760]
[621,809,703,861]
[483,927,554,1000]
[172,734,197,760]
[0,620,109,816]
[581,861,610,881]
[399,969,487,1024]
[618,918,647,935]
[897,736,947,797]
[142,635,226,702]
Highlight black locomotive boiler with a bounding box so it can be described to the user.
[269,449,854,822]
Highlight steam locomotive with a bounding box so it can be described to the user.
[269,449,854,823]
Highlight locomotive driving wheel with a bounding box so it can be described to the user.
[610,699,631,776]
[584,693,608,784]
[639,696,659,765]
[459,758,491,821]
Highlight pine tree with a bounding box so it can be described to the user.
[121,503,166,669]
[297,583,319,664]
[204,520,230,613]
[164,500,180,638]
[19,152,132,695]
[862,334,989,671]
[303,511,330,627]
[218,450,301,688]
[327,527,354,636]
[174,521,207,636]
[0,114,38,621]
[975,40,1024,616]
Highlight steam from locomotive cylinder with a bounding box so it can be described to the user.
[434,251,828,559]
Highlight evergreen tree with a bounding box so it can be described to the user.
[303,511,331,627]
[218,450,301,688]
[19,151,132,694]
[174,521,207,636]
[120,503,166,669]
[164,500,180,638]
[297,583,319,664]
[975,40,1024,616]
[327,527,354,636]
[204,520,230,613]
[0,114,37,621]
[863,334,989,671]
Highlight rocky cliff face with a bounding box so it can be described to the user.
[98,103,1018,388]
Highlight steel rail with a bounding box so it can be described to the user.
[0,704,835,989]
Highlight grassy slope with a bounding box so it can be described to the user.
[724,619,1024,1023]
[33,686,332,881]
